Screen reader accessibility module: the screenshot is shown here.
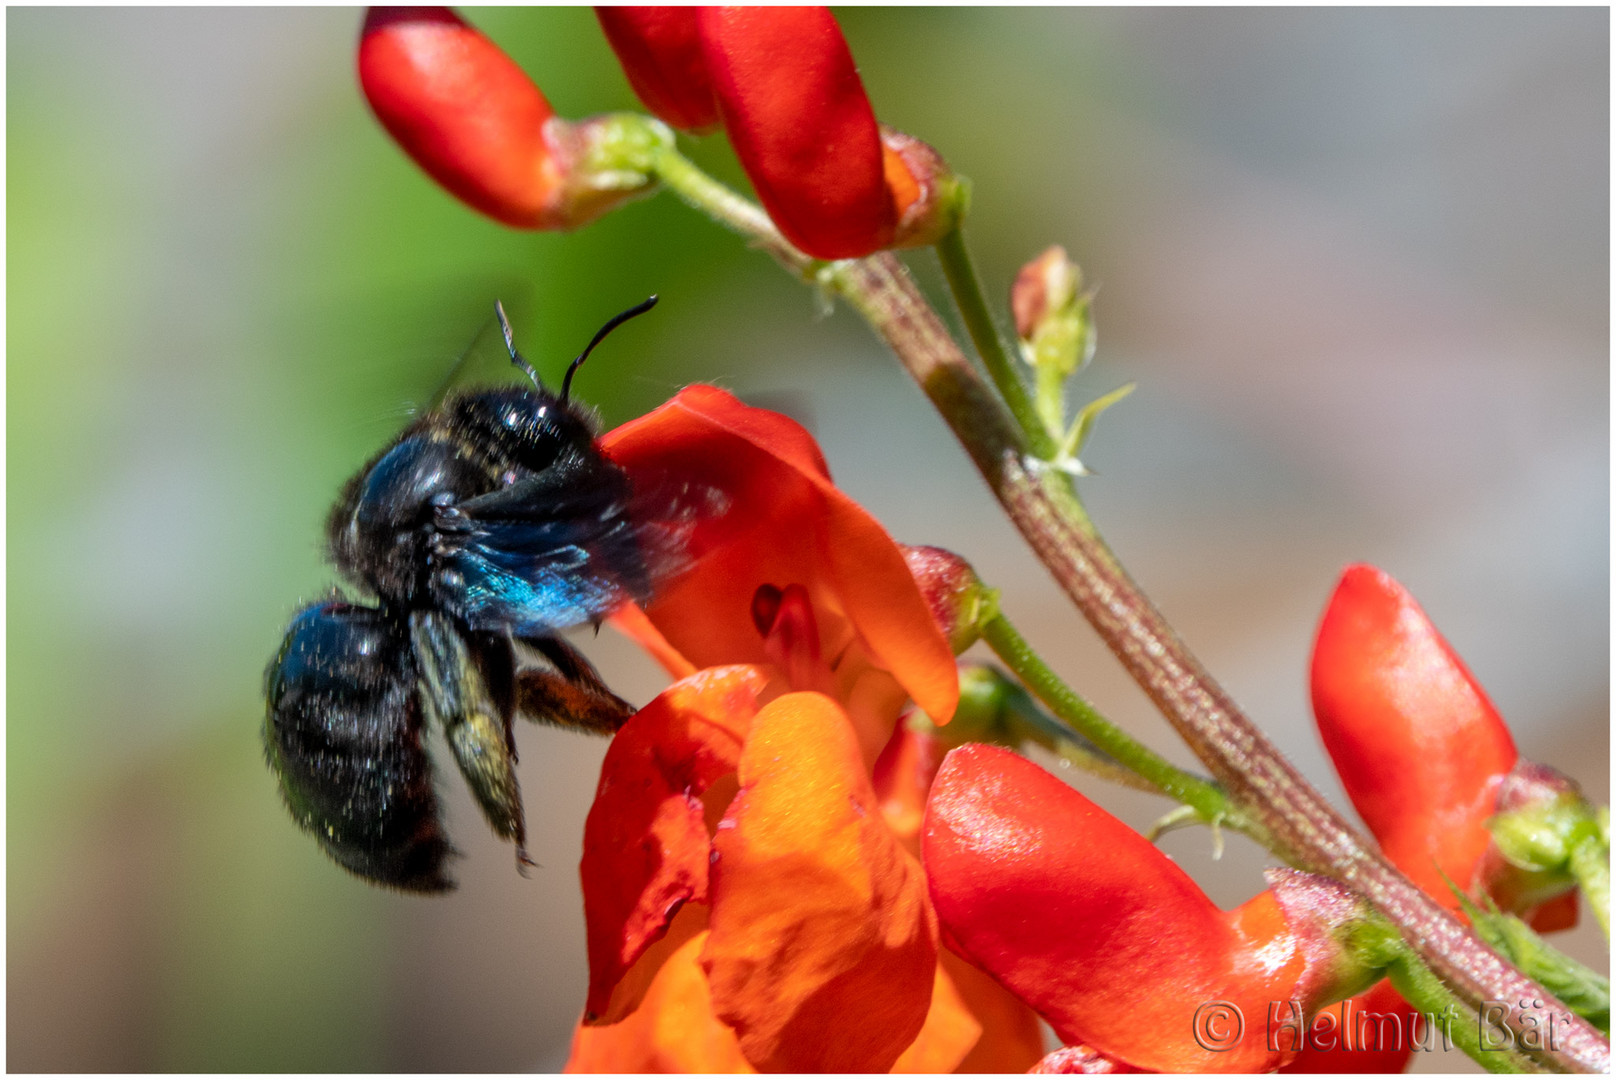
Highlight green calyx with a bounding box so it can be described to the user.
[1489,789,1609,937]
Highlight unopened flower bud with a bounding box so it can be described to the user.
[1481,762,1592,915]
[882,127,966,250]
[1013,245,1091,381]
[359,7,663,230]
[901,544,996,654]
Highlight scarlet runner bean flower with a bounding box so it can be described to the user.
[564,387,1042,1073]
[925,743,1377,1073]
[358,7,659,228]
[597,6,960,258]
[1287,563,1582,1072]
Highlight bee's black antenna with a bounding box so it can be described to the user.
[562,295,658,404]
[495,300,543,391]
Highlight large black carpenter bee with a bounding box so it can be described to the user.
[265,297,697,892]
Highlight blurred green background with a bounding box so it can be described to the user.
[9,8,1606,1071]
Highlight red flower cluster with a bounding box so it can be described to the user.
[564,387,1041,1072]
[357,7,957,258]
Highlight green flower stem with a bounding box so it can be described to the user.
[649,144,813,275]
[934,227,1053,458]
[964,667,1176,798]
[1570,821,1610,939]
[980,614,1241,833]
[639,146,1609,1073]
[1386,951,1537,1074]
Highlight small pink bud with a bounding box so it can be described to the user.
[901,545,995,654]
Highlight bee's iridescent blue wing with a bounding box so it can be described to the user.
[430,455,721,636]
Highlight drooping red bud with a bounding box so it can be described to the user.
[595,7,720,132]
[1292,564,1544,1075]
[924,743,1306,1072]
[1310,564,1518,902]
[359,7,660,230]
[359,8,566,227]
[696,7,890,259]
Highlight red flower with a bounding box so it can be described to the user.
[924,743,1371,1074]
[1287,564,1580,1073]
[597,6,957,258]
[358,7,655,229]
[1312,563,1519,902]
[566,388,1041,1072]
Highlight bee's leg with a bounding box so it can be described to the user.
[516,634,635,734]
[410,612,530,869]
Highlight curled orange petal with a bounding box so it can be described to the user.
[566,930,754,1074]
[580,665,766,1023]
[602,386,958,732]
[702,691,938,1072]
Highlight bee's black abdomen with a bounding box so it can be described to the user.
[264,601,454,892]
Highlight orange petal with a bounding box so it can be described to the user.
[891,962,981,1073]
[701,691,938,1072]
[602,386,959,728]
[565,930,754,1073]
[580,665,766,1023]
[940,947,1047,1073]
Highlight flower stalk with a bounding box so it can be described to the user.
[976,613,1237,831]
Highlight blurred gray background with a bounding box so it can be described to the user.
[8,7,1606,1072]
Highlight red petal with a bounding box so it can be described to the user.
[1311,564,1517,900]
[698,7,894,258]
[702,692,938,1072]
[871,719,944,854]
[924,744,1301,1073]
[595,7,720,132]
[602,386,959,743]
[579,665,766,1023]
[1526,890,1580,933]
[358,7,564,228]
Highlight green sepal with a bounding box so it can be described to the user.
[1053,382,1135,476]
[1457,894,1610,1036]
